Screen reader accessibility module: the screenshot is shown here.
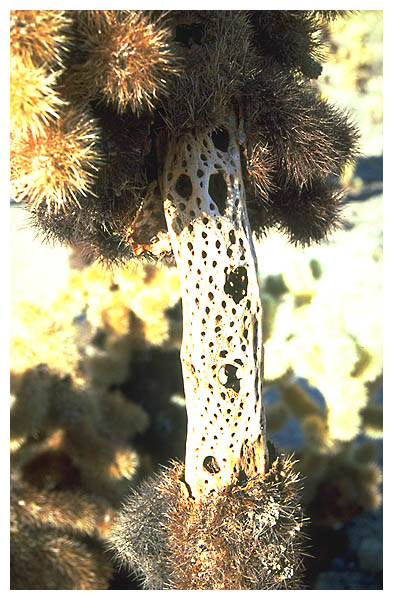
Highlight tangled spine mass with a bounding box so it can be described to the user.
[111,457,305,590]
[10,10,359,263]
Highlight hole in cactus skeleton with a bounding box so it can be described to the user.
[175,174,192,199]
[212,128,229,152]
[224,266,248,304]
[203,455,220,474]
[237,468,248,486]
[219,363,242,393]
[208,173,227,216]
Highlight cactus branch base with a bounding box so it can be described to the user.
[111,457,305,589]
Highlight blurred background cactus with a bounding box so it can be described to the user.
[10,9,382,590]
[10,258,185,588]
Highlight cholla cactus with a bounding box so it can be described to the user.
[11,10,360,590]
[11,471,114,590]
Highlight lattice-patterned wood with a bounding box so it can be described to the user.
[161,115,267,499]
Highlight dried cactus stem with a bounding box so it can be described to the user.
[161,114,268,499]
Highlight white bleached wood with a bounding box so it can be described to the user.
[161,116,267,499]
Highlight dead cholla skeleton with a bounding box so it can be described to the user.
[160,115,267,497]
[11,10,359,589]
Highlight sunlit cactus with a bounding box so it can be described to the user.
[10,9,70,68]
[111,457,305,590]
[67,10,180,114]
[11,107,102,212]
[10,56,64,140]
[10,10,70,140]
[10,9,362,590]
[11,9,360,261]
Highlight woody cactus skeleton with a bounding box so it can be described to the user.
[160,118,267,497]
[11,9,359,589]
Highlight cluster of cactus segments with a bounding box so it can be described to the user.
[11,9,361,590]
